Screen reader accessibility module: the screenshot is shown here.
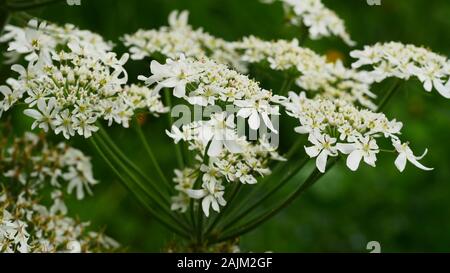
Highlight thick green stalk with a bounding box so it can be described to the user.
[215,138,306,231]
[94,134,168,208]
[90,137,189,238]
[97,127,169,200]
[93,133,191,231]
[196,197,204,245]
[217,156,310,234]
[212,159,337,243]
[298,23,309,46]
[279,75,296,95]
[204,182,242,237]
[133,117,172,192]
[377,79,402,112]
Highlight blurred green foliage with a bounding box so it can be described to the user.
[1,0,450,252]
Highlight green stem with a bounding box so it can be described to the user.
[97,126,169,200]
[213,159,338,243]
[190,141,212,243]
[205,182,241,237]
[216,137,306,230]
[218,156,310,233]
[196,197,204,245]
[93,133,191,231]
[94,134,167,207]
[298,23,309,46]
[133,117,172,193]
[377,79,402,112]
[90,137,189,238]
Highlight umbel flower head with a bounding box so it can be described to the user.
[139,55,280,132]
[281,92,433,173]
[233,36,377,109]
[122,10,243,71]
[261,0,355,46]
[140,55,284,217]
[0,19,167,138]
[0,132,118,253]
[0,19,113,65]
[350,42,450,98]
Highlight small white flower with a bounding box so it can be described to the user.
[235,98,279,133]
[54,110,76,139]
[205,113,243,157]
[24,98,58,132]
[337,136,379,171]
[304,132,338,173]
[139,55,192,97]
[73,115,99,138]
[392,139,433,172]
[186,180,227,217]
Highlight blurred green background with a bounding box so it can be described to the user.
[2,0,450,252]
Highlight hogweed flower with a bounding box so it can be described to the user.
[140,55,284,217]
[234,36,377,109]
[261,0,355,46]
[0,20,167,138]
[281,92,433,173]
[0,132,118,253]
[140,55,280,132]
[350,42,450,98]
[122,10,243,71]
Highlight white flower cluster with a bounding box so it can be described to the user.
[0,20,167,138]
[234,36,377,109]
[351,42,450,98]
[169,128,283,217]
[122,11,376,108]
[0,19,113,65]
[140,55,284,216]
[122,10,243,71]
[281,92,433,173]
[261,0,355,46]
[0,132,118,253]
[140,55,280,132]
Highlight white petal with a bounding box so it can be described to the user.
[394,152,407,172]
[433,79,450,99]
[186,189,207,199]
[224,140,242,154]
[248,111,260,130]
[347,150,363,171]
[407,155,433,171]
[294,126,310,134]
[150,60,166,75]
[305,145,320,157]
[24,109,42,120]
[37,99,47,112]
[173,82,186,98]
[202,196,212,217]
[261,112,278,133]
[336,143,356,154]
[211,199,220,213]
[208,139,223,157]
[316,150,329,173]
[416,148,428,160]
[0,86,11,96]
[423,80,433,92]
